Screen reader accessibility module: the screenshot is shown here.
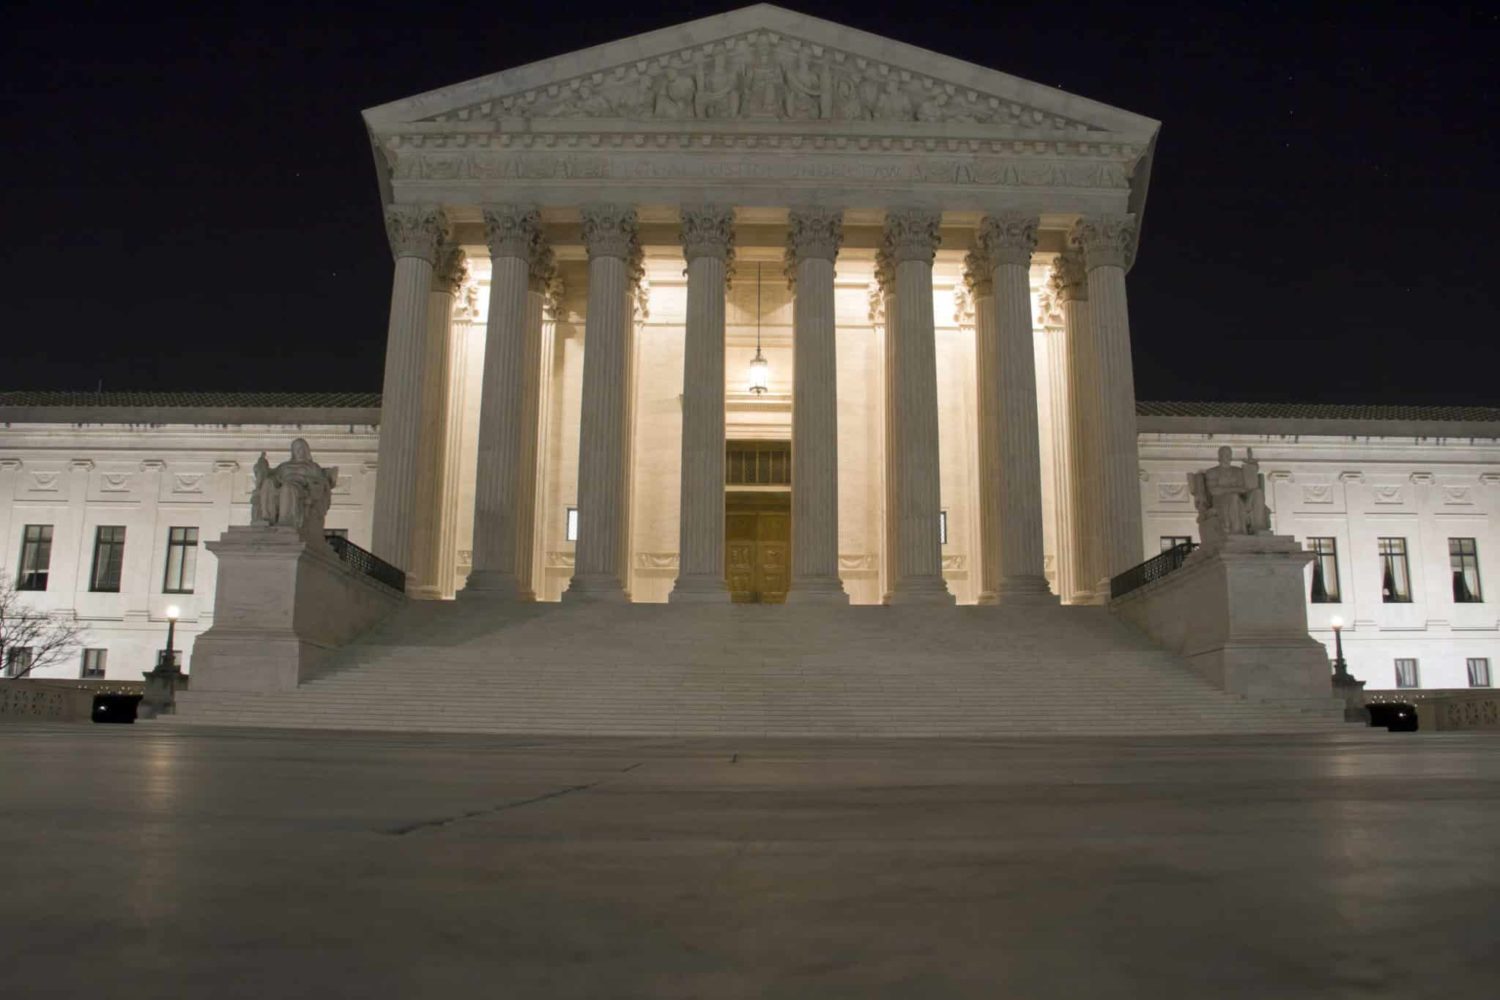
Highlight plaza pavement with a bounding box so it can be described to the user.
[0,724,1496,998]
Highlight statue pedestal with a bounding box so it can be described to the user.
[1112,534,1343,710]
[190,527,404,693]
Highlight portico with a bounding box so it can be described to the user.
[360,4,1160,607]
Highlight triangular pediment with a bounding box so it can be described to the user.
[363,5,1158,141]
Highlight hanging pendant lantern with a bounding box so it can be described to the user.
[748,262,770,394]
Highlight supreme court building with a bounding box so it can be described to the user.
[363,3,1158,608]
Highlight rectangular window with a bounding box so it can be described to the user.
[81,648,107,679]
[90,526,127,593]
[4,647,33,678]
[1393,658,1420,689]
[16,524,53,591]
[565,507,579,542]
[325,528,348,540]
[1308,537,1341,603]
[939,510,948,546]
[1449,538,1483,603]
[162,526,199,594]
[1160,535,1192,553]
[1468,658,1492,688]
[1378,538,1412,603]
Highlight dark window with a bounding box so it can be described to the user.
[1393,658,1419,689]
[725,441,791,486]
[16,524,53,591]
[81,648,107,679]
[1378,538,1411,603]
[1308,537,1341,603]
[1468,658,1492,688]
[4,647,33,678]
[162,527,199,594]
[939,511,949,546]
[1449,538,1482,603]
[90,526,126,593]
[1160,535,1192,553]
[565,507,578,542]
[325,528,349,540]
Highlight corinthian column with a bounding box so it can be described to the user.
[565,205,639,602]
[463,206,545,598]
[514,245,556,600]
[785,208,849,604]
[670,205,734,603]
[1052,251,1102,602]
[977,213,1052,600]
[1070,215,1143,582]
[410,244,466,599]
[883,209,953,605]
[373,204,449,572]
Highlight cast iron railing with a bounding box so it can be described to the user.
[325,533,406,593]
[1110,540,1196,600]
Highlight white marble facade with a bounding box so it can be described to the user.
[3,400,1497,691]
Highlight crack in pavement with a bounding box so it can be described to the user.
[384,761,645,835]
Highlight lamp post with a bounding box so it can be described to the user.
[139,605,184,719]
[1327,614,1367,723]
[1329,615,1349,682]
[163,604,180,671]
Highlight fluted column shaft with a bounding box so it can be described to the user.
[566,205,639,602]
[466,206,544,598]
[410,245,465,599]
[785,209,849,604]
[373,205,448,571]
[514,252,553,600]
[884,210,953,605]
[1055,252,1105,603]
[1041,310,1076,603]
[1072,216,1144,582]
[978,214,1052,600]
[671,206,734,603]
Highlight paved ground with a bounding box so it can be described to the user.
[0,724,1496,999]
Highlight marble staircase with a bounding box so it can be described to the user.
[169,600,1348,737]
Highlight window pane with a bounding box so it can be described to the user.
[17,524,54,591]
[81,648,107,679]
[5,647,34,678]
[1468,658,1492,688]
[1308,537,1340,603]
[1394,658,1419,689]
[163,526,199,593]
[91,526,125,592]
[1449,538,1482,603]
[565,507,579,542]
[1379,538,1410,603]
[1160,536,1192,553]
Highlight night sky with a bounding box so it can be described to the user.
[2,1,1495,405]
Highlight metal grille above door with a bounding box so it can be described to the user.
[726,441,791,486]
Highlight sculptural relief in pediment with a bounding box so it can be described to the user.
[423,31,1099,131]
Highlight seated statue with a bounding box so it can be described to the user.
[251,438,339,544]
[1188,446,1272,549]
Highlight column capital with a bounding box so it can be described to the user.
[528,242,557,293]
[384,205,449,264]
[1069,214,1138,270]
[786,208,844,263]
[580,204,640,260]
[883,208,942,264]
[978,213,1038,268]
[433,245,467,295]
[482,204,543,259]
[679,204,736,263]
[962,246,994,299]
[1049,250,1089,303]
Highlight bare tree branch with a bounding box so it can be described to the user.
[0,580,88,678]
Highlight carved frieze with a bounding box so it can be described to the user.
[421,31,1100,131]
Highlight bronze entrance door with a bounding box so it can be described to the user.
[725,492,790,603]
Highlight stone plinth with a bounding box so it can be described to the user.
[190,527,404,693]
[1111,535,1341,707]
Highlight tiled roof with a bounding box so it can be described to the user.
[0,391,381,409]
[1136,401,1500,423]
